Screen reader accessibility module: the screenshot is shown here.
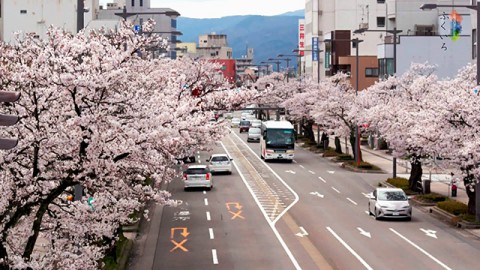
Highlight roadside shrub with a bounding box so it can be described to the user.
[336,154,354,161]
[386,177,409,189]
[460,214,479,223]
[323,148,339,157]
[305,140,317,146]
[416,193,447,203]
[346,161,380,170]
[437,200,468,216]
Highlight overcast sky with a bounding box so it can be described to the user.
[99,0,304,18]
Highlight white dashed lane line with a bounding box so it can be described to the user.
[318,176,327,183]
[206,211,211,221]
[204,198,209,206]
[212,249,219,264]
[209,228,214,239]
[347,198,358,206]
[331,187,341,193]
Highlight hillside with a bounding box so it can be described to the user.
[177,14,303,69]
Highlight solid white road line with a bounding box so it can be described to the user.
[204,198,209,206]
[209,228,214,240]
[331,187,341,193]
[206,211,211,221]
[318,176,327,183]
[212,249,219,264]
[221,139,301,270]
[347,198,358,205]
[326,227,373,270]
[389,228,452,270]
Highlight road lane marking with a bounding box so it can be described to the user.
[209,228,214,239]
[326,227,373,270]
[299,165,305,169]
[318,176,327,183]
[357,227,371,238]
[206,211,211,221]
[331,187,341,193]
[293,160,297,163]
[285,170,296,174]
[212,249,219,264]
[389,228,451,270]
[221,139,301,270]
[203,191,206,195]
[420,228,438,239]
[308,170,315,174]
[296,226,309,237]
[310,192,324,198]
[327,170,335,174]
[204,198,209,206]
[347,198,358,205]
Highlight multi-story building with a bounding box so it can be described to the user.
[196,33,233,59]
[304,0,473,90]
[176,42,197,59]
[96,0,180,59]
[0,0,99,42]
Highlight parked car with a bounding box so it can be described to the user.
[239,120,251,133]
[250,119,262,128]
[368,187,412,220]
[247,127,262,142]
[183,165,213,191]
[231,118,241,128]
[206,154,233,174]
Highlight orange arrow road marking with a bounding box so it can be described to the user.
[170,239,189,252]
[170,227,190,238]
[229,210,245,220]
[225,202,242,211]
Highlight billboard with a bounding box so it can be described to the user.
[298,19,305,56]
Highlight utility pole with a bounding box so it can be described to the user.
[77,0,84,33]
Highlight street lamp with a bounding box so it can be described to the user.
[292,48,324,83]
[354,27,403,178]
[420,0,480,223]
[278,54,303,78]
[261,60,281,72]
[269,58,292,82]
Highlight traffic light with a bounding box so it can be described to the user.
[0,91,20,150]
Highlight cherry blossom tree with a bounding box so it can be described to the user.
[0,21,255,269]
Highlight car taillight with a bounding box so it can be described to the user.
[206,173,211,180]
[183,173,187,180]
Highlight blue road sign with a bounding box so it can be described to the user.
[312,37,319,61]
[134,25,141,33]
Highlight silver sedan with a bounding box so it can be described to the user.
[368,187,412,221]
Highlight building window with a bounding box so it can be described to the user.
[365,68,379,77]
[377,17,385,27]
[171,19,177,28]
[131,0,135,7]
[20,10,27,14]
[140,0,143,6]
[377,0,385,3]
[473,29,477,60]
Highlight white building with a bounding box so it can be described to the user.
[303,0,473,88]
[0,0,99,43]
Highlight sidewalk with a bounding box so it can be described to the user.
[325,136,469,205]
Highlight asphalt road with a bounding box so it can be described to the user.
[149,120,480,270]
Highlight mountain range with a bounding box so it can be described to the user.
[177,10,304,70]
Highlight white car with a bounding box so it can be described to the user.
[207,154,233,174]
[368,187,412,220]
[231,118,241,127]
[250,119,262,128]
[183,165,213,191]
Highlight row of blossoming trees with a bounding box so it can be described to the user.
[255,63,479,217]
[0,21,259,269]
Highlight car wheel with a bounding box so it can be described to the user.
[368,203,372,216]
[406,216,412,221]
[374,207,380,220]
[184,187,188,191]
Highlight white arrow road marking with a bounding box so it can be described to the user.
[327,227,373,270]
[357,227,371,238]
[347,198,358,205]
[390,228,451,270]
[285,170,296,174]
[299,165,305,169]
[296,226,309,237]
[327,170,335,174]
[308,170,316,174]
[310,192,325,198]
[318,176,327,183]
[331,187,341,193]
[420,228,438,239]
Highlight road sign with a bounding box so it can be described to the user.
[134,24,141,33]
[312,37,319,61]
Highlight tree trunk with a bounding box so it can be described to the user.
[408,156,423,192]
[334,136,342,154]
[321,133,329,150]
[462,172,476,215]
[302,120,315,144]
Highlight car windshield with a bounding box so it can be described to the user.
[240,121,250,126]
[377,190,407,201]
[211,156,229,162]
[266,129,295,146]
[185,168,209,174]
[249,128,261,134]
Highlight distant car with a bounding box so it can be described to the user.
[183,165,213,191]
[224,112,233,119]
[231,118,241,128]
[207,154,233,174]
[239,120,251,133]
[250,119,262,128]
[368,187,412,220]
[247,127,262,142]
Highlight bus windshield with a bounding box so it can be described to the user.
[265,129,295,148]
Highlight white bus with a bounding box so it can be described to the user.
[260,120,295,161]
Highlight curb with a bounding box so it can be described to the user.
[117,239,134,270]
